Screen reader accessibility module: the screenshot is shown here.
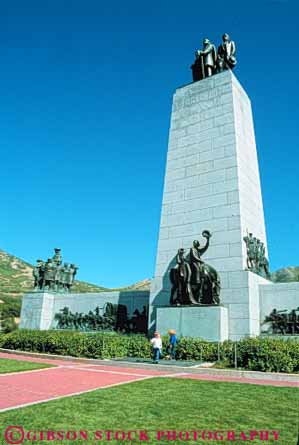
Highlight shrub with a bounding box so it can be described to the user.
[0,298,22,319]
[0,330,298,373]
[175,337,218,361]
[1,318,18,334]
[231,337,299,373]
[0,330,151,360]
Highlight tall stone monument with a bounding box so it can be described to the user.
[149,36,270,340]
[19,34,298,336]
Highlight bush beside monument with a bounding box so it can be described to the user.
[1,330,298,373]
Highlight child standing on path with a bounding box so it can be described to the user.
[167,329,178,360]
[150,332,162,363]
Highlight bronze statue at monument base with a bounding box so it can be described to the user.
[170,231,221,306]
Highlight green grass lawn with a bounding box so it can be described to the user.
[0,358,53,373]
[0,378,298,444]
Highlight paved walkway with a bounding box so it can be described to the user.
[0,353,174,412]
[0,352,298,413]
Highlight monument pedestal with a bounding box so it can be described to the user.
[156,306,228,342]
[19,292,55,330]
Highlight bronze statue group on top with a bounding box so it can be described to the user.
[170,231,221,307]
[191,33,237,82]
[33,248,78,293]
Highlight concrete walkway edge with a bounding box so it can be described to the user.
[1,348,298,383]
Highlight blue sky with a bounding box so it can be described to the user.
[0,0,298,287]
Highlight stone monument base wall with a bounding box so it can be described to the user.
[260,282,299,322]
[220,271,271,340]
[19,282,299,338]
[155,306,228,342]
[19,291,150,330]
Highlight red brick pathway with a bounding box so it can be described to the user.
[0,353,171,412]
[0,352,297,412]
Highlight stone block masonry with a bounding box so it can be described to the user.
[149,70,270,340]
[156,306,228,342]
[20,291,149,330]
